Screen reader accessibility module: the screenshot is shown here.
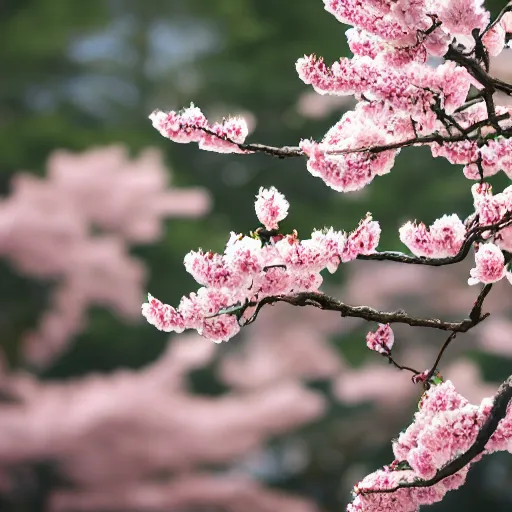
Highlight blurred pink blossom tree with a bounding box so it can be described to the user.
[0,145,210,367]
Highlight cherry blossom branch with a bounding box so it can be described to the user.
[163,89,512,162]
[445,45,512,97]
[240,291,487,334]
[144,4,512,510]
[359,212,512,266]
[196,126,304,158]
[326,114,511,156]
[194,112,512,160]
[360,374,512,495]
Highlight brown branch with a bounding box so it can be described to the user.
[359,374,512,495]
[421,283,492,385]
[386,354,420,375]
[453,94,485,113]
[195,126,303,158]
[325,114,510,156]
[239,291,485,333]
[237,143,304,158]
[445,45,512,96]
[377,276,494,385]
[189,99,512,161]
[358,212,512,267]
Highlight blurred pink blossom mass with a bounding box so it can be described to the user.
[0,146,210,367]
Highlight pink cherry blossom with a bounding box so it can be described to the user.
[341,214,381,262]
[468,243,507,285]
[144,188,383,342]
[399,214,466,258]
[483,21,507,57]
[143,2,512,509]
[349,378,512,511]
[254,186,290,229]
[366,324,394,354]
[149,105,249,154]
[433,0,489,42]
[142,294,185,333]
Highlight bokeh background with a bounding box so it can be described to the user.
[1,1,512,511]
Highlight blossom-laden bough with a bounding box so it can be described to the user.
[144,0,512,510]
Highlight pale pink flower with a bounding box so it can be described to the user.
[200,314,241,343]
[300,139,397,193]
[366,324,394,354]
[310,228,346,273]
[468,243,507,285]
[149,105,207,143]
[483,22,506,57]
[199,116,249,153]
[399,215,466,258]
[150,105,249,154]
[254,186,290,230]
[433,0,489,41]
[341,215,381,262]
[322,0,407,41]
[224,235,265,277]
[141,294,185,333]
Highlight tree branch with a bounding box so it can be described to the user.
[239,291,487,333]
[359,374,512,495]
[326,115,511,156]
[192,101,512,160]
[358,212,512,267]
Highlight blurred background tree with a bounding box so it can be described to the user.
[1,1,512,511]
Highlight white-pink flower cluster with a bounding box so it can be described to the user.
[323,0,490,50]
[482,11,512,55]
[254,186,290,230]
[399,214,466,258]
[366,324,394,354]
[468,243,508,285]
[428,103,512,179]
[142,188,381,342]
[148,2,512,193]
[472,182,512,252]
[149,104,249,154]
[349,379,512,511]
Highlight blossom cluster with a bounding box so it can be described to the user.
[366,323,394,355]
[431,105,512,180]
[149,22,512,195]
[399,214,466,258]
[142,187,381,342]
[397,196,512,286]
[472,182,512,251]
[0,146,210,367]
[149,104,249,154]
[349,380,512,511]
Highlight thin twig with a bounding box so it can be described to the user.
[196,126,303,158]
[386,354,420,375]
